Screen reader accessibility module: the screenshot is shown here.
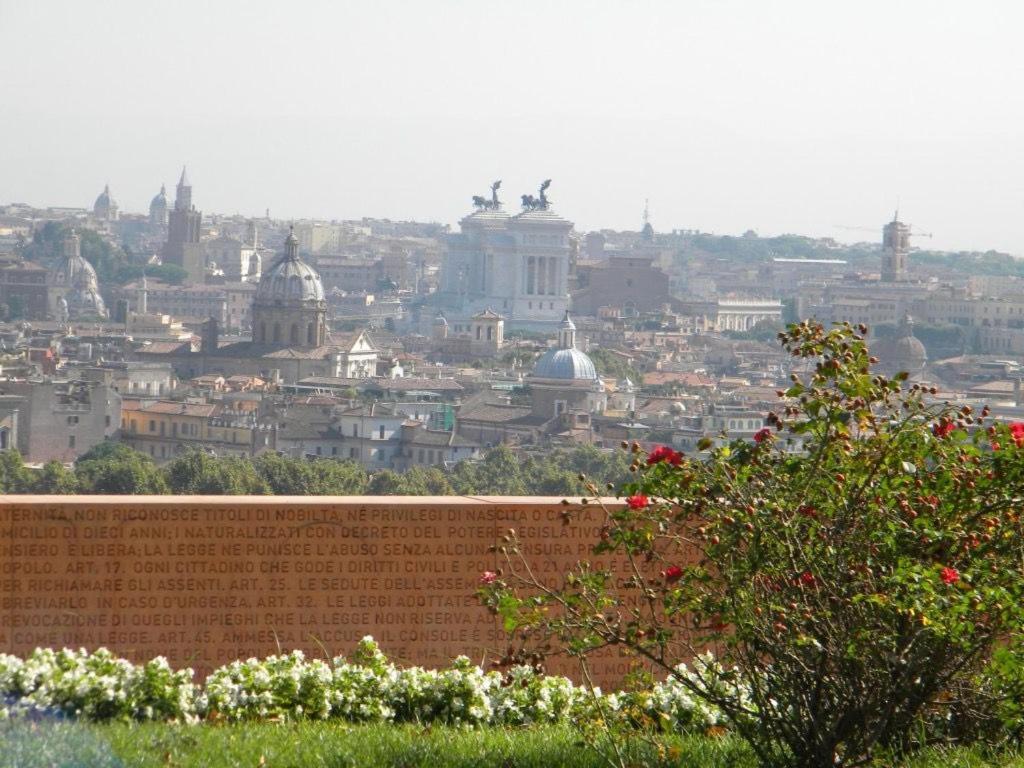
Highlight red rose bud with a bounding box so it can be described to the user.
[480,571,498,585]
[662,565,683,583]
[646,445,683,466]
[626,494,650,510]
[1011,423,1024,447]
[940,567,960,585]
[753,428,772,444]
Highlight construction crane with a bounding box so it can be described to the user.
[834,223,933,240]
[833,224,877,234]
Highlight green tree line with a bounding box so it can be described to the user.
[0,443,632,497]
[18,222,187,288]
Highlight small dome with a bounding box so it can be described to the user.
[94,184,116,218]
[150,184,167,210]
[533,347,598,380]
[255,227,324,304]
[873,313,927,375]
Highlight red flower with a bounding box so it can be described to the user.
[940,567,960,585]
[646,445,683,466]
[662,565,684,583]
[480,571,497,585]
[626,494,650,510]
[798,571,816,587]
[753,428,772,444]
[1011,423,1024,447]
[797,505,818,519]
[932,422,955,439]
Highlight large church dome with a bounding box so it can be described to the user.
[534,347,598,380]
[251,226,329,348]
[256,228,325,304]
[50,231,99,289]
[532,312,599,381]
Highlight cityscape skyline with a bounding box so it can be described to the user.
[2,1,1022,254]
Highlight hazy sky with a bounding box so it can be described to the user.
[2,1,1022,253]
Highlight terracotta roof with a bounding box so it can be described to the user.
[139,401,219,417]
[457,401,534,424]
[263,346,336,360]
[404,427,478,448]
[339,402,403,418]
[137,341,191,355]
[642,371,715,388]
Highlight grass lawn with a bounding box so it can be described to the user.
[1,720,1023,767]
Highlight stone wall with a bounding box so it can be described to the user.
[0,496,640,685]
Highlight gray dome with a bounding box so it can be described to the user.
[873,313,927,375]
[255,229,325,304]
[150,185,167,211]
[533,347,598,380]
[94,184,116,216]
[50,232,99,290]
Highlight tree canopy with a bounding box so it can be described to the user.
[0,442,626,497]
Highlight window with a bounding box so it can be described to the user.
[349,447,358,458]
[172,423,177,437]
[316,446,322,456]
[149,420,156,433]
[379,425,385,439]
[352,424,358,437]
[105,415,111,427]
[67,415,78,425]
[418,449,425,463]
[331,446,337,456]
[68,435,75,449]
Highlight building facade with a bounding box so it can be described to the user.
[440,186,572,329]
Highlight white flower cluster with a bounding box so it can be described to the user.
[0,639,745,732]
[0,648,197,722]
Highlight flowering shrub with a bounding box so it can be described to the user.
[481,322,1024,768]
[0,648,197,722]
[0,638,744,732]
[202,650,333,721]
